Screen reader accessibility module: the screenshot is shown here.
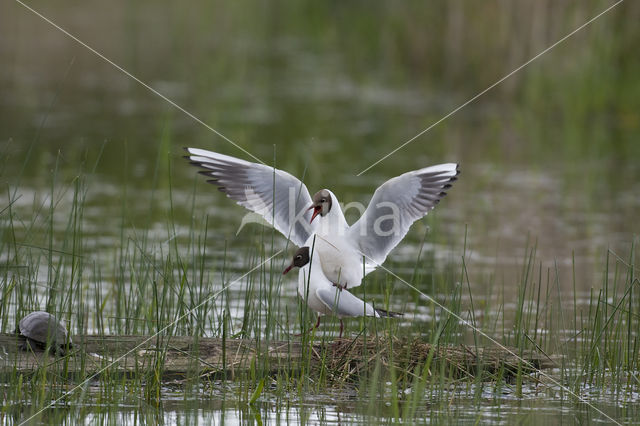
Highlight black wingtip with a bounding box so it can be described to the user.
[439,191,448,197]
[375,308,404,318]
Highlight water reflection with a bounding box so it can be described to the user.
[12,379,639,425]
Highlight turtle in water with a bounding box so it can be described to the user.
[16,311,72,356]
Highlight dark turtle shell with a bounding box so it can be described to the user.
[17,311,72,355]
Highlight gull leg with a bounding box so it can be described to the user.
[294,316,322,337]
[339,320,344,338]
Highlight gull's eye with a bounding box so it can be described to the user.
[320,198,326,203]
[295,255,301,260]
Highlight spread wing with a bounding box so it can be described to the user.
[348,163,459,265]
[185,148,316,247]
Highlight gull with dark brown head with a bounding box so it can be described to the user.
[304,164,459,290]
[184,148,459,288]
[283,242,402,338]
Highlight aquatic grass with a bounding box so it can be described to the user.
[1,151,639,424]
[577,242,639,393]
[1,0,638,421]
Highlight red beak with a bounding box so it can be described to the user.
[283,264,293,275]
[308,205,321,223]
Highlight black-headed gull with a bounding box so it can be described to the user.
[283,244,402,337]
[185,148,459,288]
[306,163,459,289]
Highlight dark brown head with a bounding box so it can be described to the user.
[283,247,310,275]
[308,189,332,223]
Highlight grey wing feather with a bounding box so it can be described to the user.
[185,148,316,247]
[315,288,378,318]
[348,163,459,265]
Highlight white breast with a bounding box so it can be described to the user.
[297,264,333,315]
[313,234,364,289]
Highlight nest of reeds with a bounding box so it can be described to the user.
[313,336,556,383]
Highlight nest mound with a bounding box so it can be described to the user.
[315,336,556,382]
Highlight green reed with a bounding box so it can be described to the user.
[0,151,638,424]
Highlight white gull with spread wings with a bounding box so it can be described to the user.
[185,147,459,288]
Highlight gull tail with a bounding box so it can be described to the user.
[374,308,404,318]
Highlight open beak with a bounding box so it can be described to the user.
[308,205,321,223]
[282,264,294,275]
